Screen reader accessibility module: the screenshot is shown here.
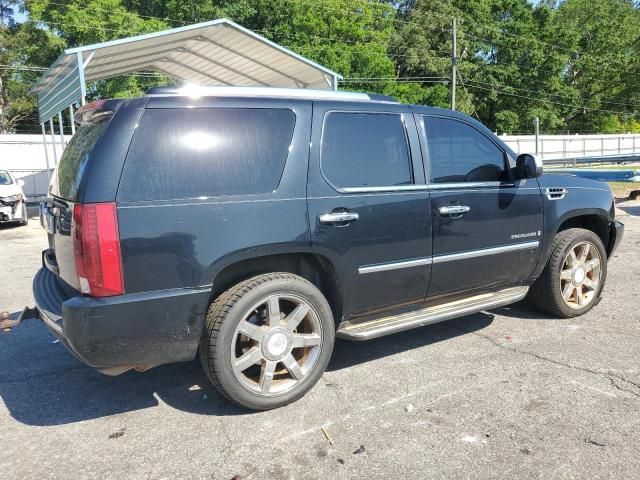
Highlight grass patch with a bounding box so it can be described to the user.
[608,182,640,199]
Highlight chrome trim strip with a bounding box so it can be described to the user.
[359,241,540,274]
[432,241,540,264]
[429,181,515,190]
[341,185,429,193]
[359,257,432,274]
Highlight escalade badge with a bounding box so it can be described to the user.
[511,231,541,240]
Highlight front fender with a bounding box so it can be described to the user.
[529,174,615,281]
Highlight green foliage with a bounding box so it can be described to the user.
[0,21,64,132]
[0,0,638,134]
[495,110,519,134]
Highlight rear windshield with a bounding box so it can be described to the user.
[52,117,111,200]
[117,108,296,201]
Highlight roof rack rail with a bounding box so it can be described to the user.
[145,85,397,103]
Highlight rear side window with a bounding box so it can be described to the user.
[321,112,412,188]
[118,108,295,201]
[53,119,110,200]
[423,117,508,183]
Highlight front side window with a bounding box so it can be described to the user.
[321,112,412,188]
[118,108,296,201]
[423,117,508,184]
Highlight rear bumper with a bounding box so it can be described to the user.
[33,267,210,374]
[608,220,624,257]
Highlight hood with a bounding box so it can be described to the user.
[0,184,23,198]
[538,171,611,192]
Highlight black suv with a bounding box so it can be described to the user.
[29,86,623,410]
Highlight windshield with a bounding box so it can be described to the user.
[0,171,14,185]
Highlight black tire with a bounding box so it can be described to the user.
[19,203,28,226]
[529,228,607,318]
[199,273,335,410]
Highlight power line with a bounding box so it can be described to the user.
[465,76,640,110]
[463,81,636,116]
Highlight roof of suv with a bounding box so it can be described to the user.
[145,85,398,103]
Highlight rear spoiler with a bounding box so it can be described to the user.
[74,100,114,126]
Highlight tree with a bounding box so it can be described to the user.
[1,5,65,133]
[0,0,18,26]
[553,0,640,132]
[5,0,639,135]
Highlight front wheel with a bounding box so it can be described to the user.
[18,203,28,226]
[529,228,607,318]
[199,273,335,410]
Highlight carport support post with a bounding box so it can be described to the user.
[57,111,66,151]
[77,51,88,105]
[49,117,58,166]
[69,106,76,135]
[41,122,52,180]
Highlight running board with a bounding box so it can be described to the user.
[336,286,529,341]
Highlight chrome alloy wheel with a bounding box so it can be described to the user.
[560,241,602,309]
[230,294,323,396]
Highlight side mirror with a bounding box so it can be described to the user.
[17,179,25,188]
[516,153,543,179]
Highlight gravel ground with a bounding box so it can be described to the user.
[1,206,639,480]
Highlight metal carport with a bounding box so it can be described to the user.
[30,18,343,174]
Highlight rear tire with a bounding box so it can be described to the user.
[18,203,28,226]
[529,228,607,318]
[199,273,335,410]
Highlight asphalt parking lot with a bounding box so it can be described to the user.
[1,205,639,480]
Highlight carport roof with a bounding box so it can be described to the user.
[31,18,342,123]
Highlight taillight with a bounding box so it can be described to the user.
[72,202,124,297]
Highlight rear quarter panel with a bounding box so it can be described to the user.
[116,98,313,294]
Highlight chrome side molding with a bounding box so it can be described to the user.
[432,241,539,264]
[336,286,529,341]
[359,241,540,274]
[359,257,432,274]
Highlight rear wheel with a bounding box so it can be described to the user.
[200,273,335,410]
[529,228,607,318]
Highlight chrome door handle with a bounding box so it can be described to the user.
[438,205,471,217]
[318,212,359,224]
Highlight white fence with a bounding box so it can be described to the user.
[500,133,640,160]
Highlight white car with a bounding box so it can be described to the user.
[0,170,28,226]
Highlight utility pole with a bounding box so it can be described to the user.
[451,17,457,111]
[533,116,540,154]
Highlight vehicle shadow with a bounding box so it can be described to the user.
[489,300,553,320]
[0,311,494,426]
[328,312,494,371]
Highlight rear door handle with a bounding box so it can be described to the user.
[438,205,471,217]
[318,212,359,225]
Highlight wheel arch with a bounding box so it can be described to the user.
[210,252,344,325]
[554,210,612,256]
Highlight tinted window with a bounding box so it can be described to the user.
[321,112,412,188]
[53,118,111,200]
[424,117,507,183]
[118,108,295,201]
